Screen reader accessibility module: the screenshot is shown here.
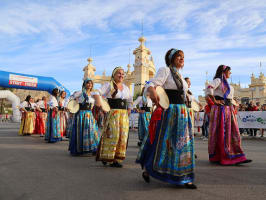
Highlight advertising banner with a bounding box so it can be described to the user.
[237,111,266,128]
[194,111,266,128]
[194,112,204,127]
[130,111,266,129]
[9,74,38,88]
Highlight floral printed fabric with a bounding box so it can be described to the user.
[97,109,129,162]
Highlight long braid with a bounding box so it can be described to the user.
[111,82,118,98]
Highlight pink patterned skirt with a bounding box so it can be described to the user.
[208,105,247,165]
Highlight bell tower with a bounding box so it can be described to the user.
[133,36,156,96]
[83,58,96,80]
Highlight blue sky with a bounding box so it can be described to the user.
[1,0,266,98]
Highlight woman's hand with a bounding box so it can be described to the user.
[214,99,224,106]
[93,95,101,107]
[207,95,224,106]
[128,109,131,116]
[148,86,160,107]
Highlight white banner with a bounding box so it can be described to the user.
[194,112,204,127]
[194,111,266,128]
[130,111,266,129]
[9,74,38,88]
[237,111,266,128]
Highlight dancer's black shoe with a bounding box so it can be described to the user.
[184,183,197,189]
[102,161,107,166]
[142,172,150,183]
[110,162,123,168]
[235,159,252,165]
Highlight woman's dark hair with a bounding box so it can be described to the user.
[165,48,184,67]
[82,79,93,91]
[140,87,145,96]
[60,91,66,97]
[52,88,60,97]
[213,65,231,80]
[25,95,31,102]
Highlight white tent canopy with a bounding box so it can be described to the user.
[0,90,21,122]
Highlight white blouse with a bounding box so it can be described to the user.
[71,91,95,104]
[187,93,198,103]
[146,67,188,94]
[96,83,133,109]
[48,96,59,108]
[205,78,234,99]
[37,100,48,109]
[20,101,37,109]
[58,98,68,108]
[133,96,153,108]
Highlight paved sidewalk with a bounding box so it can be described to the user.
[0,123,266,200]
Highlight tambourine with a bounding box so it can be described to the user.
[191,100,200,112]
[100,96,110,112]
[67,100,80,114]
[155,86,169,109]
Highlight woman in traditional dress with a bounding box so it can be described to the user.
[58,91,68,138]
[206,65,252,165]
[184,77,202,130]
[133,88,152,146]
[35,96,48,137]
[95,67,133,168]
[19,95,37,136]
[136,49,196,189]
[45,88,62,143]
[65,91,79,138]
[69,78,99,156]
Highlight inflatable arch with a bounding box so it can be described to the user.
[0,90,20,122]
[0,70,70,95]
[0,70,70,122]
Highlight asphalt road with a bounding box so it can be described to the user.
[0,123,266,200]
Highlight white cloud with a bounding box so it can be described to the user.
[0,0,266,99]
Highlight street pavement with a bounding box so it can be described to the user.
[0,122,266,200]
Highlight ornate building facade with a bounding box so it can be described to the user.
[84,36,156,98]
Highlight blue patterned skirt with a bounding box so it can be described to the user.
[138,112,151,141]
[136,104,195,185]
[45,110,62,143]
[69,110,99,155]
[66,113,75,138]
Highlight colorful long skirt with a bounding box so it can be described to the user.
[208,105,247,165]
[69,110,99,155]
[59,111,67,137]
[66,113,75,138]
[136,104,195,185]
[19,112,36,135]
[188,108,195,128]
[45,110,62,143]
[34,111,47,136]
[138,112,151,142]
[96,109,129,163]
[92,106,104,128]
